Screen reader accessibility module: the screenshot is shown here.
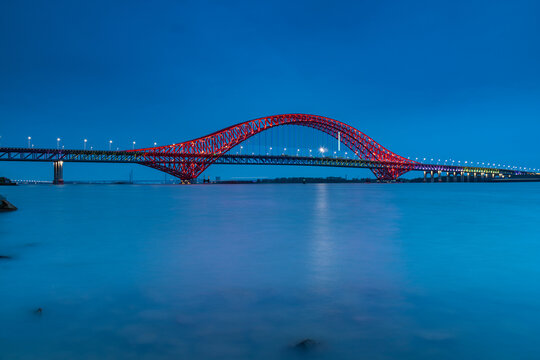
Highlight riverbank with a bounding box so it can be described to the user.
[0,177,17,186]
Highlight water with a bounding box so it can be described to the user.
[1,183,540,359]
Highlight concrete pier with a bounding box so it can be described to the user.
[53,161,64,185]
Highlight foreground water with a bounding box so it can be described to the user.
[1,183,540,359]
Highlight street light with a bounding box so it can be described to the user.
[84,139,87,150]
[57,138,61,149]
[109,140,113,151]
[132,141,136,150]
[27,136,31,148]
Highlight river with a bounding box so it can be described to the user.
[1,183,540,359]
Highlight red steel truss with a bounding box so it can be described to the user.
[131,114,418,181]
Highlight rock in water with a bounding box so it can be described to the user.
[294,338,319,351]
[0,195,17,212]
[0,255,13,260]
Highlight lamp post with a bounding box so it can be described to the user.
[109,140,113,151]
[84,139,87,150]
[27,136,31,148]
[132,141,136,150]
[57,138,61,149]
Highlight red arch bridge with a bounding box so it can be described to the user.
[0,114,533,184]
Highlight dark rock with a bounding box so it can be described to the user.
[0,196,17,211]
[293,338,319,351]
[35,308,43,315]
[0,255,12,260]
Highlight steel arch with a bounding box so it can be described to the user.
[131,114,417,180]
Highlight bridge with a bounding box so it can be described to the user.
[0,114,534,183]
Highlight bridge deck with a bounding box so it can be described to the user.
[0,147,531,177]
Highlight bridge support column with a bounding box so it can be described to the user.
[423,171,427,182]
[473,172,477,182]
[453,172,457,182]
[430,171,434,182]
[53,161,64,185]
[460,171,464,182]
[438,170,442,182]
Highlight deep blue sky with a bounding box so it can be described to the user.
[1,0,539,181]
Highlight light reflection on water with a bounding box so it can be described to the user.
[1,183,540,359]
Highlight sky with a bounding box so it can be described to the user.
[1,0,539,181]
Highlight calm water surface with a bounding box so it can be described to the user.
[1,183,540,359]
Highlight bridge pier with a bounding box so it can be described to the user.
[53,161,64,185]
[438,170,442,182]
[423,171,427,182]
[430,170,434,182]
